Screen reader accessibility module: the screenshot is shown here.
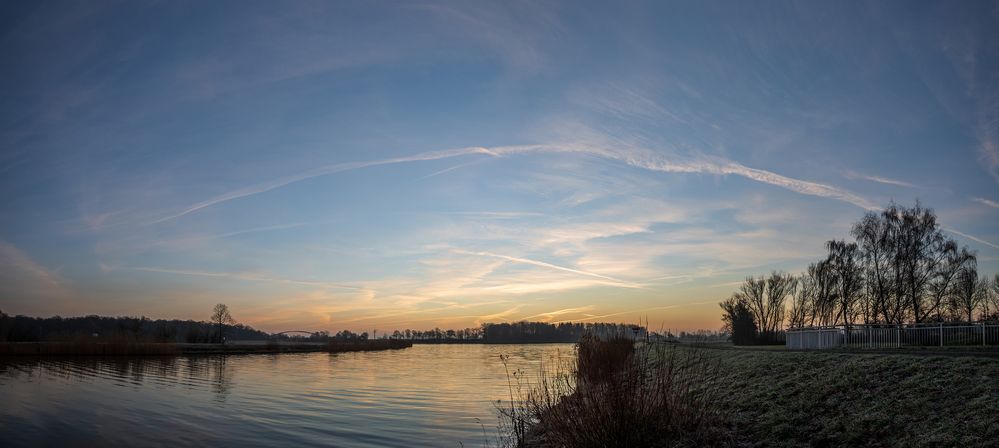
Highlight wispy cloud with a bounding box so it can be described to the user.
[437,211,544,219]
[943,227,999,251]
[150,147,501,224]
[553,300,720,324]
[972,197,999,209]
[419,159,487,179]
[0,240,70,309]
[0,240,64,288]
[454,249,642,287]
[154,142,877,224]
[132,266,365,291]
[520,305,596,322]
[843,170,916,188]
[475,304,526,325]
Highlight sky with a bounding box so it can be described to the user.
[1,1,998,333]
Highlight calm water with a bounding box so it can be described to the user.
[0,344,573,447]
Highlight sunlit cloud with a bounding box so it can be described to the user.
[453,249,641,287]
[5,2,999,333]
[475,304,526,325]
[553,300,720,324]
[520,305,596,322]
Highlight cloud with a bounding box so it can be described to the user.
[0,240,64,288]
[943,227,999,251]
[0,240,70,309]
[454,249,642,288]
[520,305,596,322]
[972,197,999,209]
[475,304,526,325]
[419,160,486,179]
[132,266,365,291]
[843,170,916,188]
[150,146,501,224]
[154,141,877,224]
[437,211,544,219]
[553,300,720,324]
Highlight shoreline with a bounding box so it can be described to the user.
[0,340,413,356]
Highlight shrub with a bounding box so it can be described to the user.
[501,335,733,447]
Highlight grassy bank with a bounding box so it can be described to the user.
[509,340,999,447]
[703,348,999,446]
[1,339,413,356]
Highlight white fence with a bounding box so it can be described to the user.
[786,322,999,350]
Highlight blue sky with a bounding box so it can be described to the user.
[1,1,998,332]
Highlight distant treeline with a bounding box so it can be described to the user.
[262,322,646,344]
[480,321,644,343]
[0,312,646,345]
[0,313,270,343]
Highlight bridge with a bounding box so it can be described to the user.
[271,330,322,337]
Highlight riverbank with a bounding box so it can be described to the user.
[0,339,412,356]
[513,341,999,447]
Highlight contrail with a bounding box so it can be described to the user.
[454,249,643,287]
[944,227,999,251]
[132,266,364,290]
[150,146,500,224]
[151,142,880,223]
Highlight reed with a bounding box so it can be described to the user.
[500,335,732,447]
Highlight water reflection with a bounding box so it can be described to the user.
[0,344,572,447]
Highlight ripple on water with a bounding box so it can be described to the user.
[0,344,574,447]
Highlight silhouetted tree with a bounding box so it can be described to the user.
[949,263,989,322]
[210,304,234,343]
[787,274,813,329]
[853,210,898,323]
[987,274,999,320]
[720,295,756,345]
[735,272,794,343]
[825,240,864,326]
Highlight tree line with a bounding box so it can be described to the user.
[721,202,999,344]
[0,311,269,343]
[380,322,642,343]
[1,306,643,345]
[480,321,642,343]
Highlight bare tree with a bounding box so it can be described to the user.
[927,247,976,321]
[825,240,864,326]
[853,210,900,323]
[846,202,975,323]
[787,273,814,329]
[210,303,235,344]
[987,274,999,321]
[805,260,838,326]
[738,272,795,342]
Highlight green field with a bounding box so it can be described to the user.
[702,347,999,446]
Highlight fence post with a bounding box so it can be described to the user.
[984,323,987,347]
[896,326,900,348]
[939,322,943,347]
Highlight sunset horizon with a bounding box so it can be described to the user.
[3,1,998,335]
